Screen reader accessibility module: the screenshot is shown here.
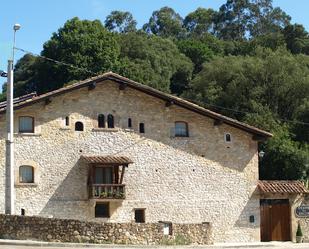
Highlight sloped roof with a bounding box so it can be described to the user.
[0,72,272,138]
[258,180,309,194]
[81,155,133,165]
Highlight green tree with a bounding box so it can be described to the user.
[183,8,217,37]
[283,24,309,54]
[143,7,185,38]
[177,39,214,73]
[36,17,120,93]
[104,11,137,33]
[117,32,193,93]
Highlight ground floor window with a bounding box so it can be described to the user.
[134,209,145,223]
[95,203,110,218]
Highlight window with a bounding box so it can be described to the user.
[75,121,84,131]
[175,121,188,137]
[65,116,69,126]
[19,116,34,133]
[107,114,114,128]
[139,123,145,133]
[163,223,173,235]
[95,203,110,218]
[19,165,34,183]
[94,167,113,184]
[225,133,232,142]
[134,209,145,223]
[98,114,105,128]
[128,118,132,128]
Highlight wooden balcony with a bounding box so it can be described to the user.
[89,184,126,200]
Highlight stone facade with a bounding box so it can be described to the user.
[0,214,213,245]
[0,79,261,242]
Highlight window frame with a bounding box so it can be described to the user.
[174,121,189,137]
[95,202,110,218]
[19,116,34,133]
[19,165,34,184]
[65,116,70,126]
[224,133,232,143]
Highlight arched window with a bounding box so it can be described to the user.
[98,114,105,128]
[19,116,34,133]
[65,116,69,126]
[75,121,84,131]
[175,121,188,137]
[139,123,145,133]
[19,165,34,183]
[128,118,132,128]
[225,133,232,142]
[107,114,114,128]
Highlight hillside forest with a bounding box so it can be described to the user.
[4,0,309,181]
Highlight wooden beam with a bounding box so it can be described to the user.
[119,83,127,90]
[252,135,266,142]
[120,165,126,184]
[165,100,174,107]
[214,119,223,126]
[88,82,96,90]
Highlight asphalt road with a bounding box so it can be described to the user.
[1,243,309,249]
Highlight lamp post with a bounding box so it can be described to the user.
[5,23,21,215]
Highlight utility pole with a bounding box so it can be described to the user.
[5,59,14,214]
[5,24,21,214]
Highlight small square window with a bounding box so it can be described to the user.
[19,165,34,183]
[163,223,173,235]
[95,203,110,218]
[134,209,145,223]
[19,116,34,133]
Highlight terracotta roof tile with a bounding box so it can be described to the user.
[258,180,309,194]
[81,155,133,165]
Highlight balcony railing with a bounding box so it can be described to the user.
[89,184,126,199]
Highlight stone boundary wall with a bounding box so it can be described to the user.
[0,214,213,245]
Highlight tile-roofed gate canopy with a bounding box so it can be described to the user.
[258,180,309,194]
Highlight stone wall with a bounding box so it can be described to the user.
[0,214,213,245]
[0,80,260,242]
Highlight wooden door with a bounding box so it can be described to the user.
[260,199,291,242]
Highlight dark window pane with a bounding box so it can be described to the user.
[19,116,34,133]
[107,114,114,128]
[175,122,188,137]
[95,203,110,218]
[75,122,84,131]
[135,209,145,223]
[128,118,132,128]
[19,166,34,183]
[65,116,69,126]
[225,133,231,142]
[139,123,145,133]
[98,114,105,128]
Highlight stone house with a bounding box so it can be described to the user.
[0,72,306,243]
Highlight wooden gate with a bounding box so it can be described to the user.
[260,199,291,241]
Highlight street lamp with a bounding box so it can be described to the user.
[5,23,21,215]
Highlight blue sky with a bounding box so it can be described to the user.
[1,0,309,87]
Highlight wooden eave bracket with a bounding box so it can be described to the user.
[165,100,174,107]
[88,82,96,90]
[252,135,266,142]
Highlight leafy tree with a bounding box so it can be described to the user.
[117,32,193,93]
[105,11,137,33]
[248,0,290,37]
[177,39,214,73]
[283,24,309,54]
[184,8,217,37]
[143,7,185,38]
[38,17,120,93]
[292,100,309,143]
[259,126,309,180]
[215,0,251,40]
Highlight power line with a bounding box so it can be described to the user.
[14,47,309,127]
[14,47,98,76]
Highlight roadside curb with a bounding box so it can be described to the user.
[0,239,308,248]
